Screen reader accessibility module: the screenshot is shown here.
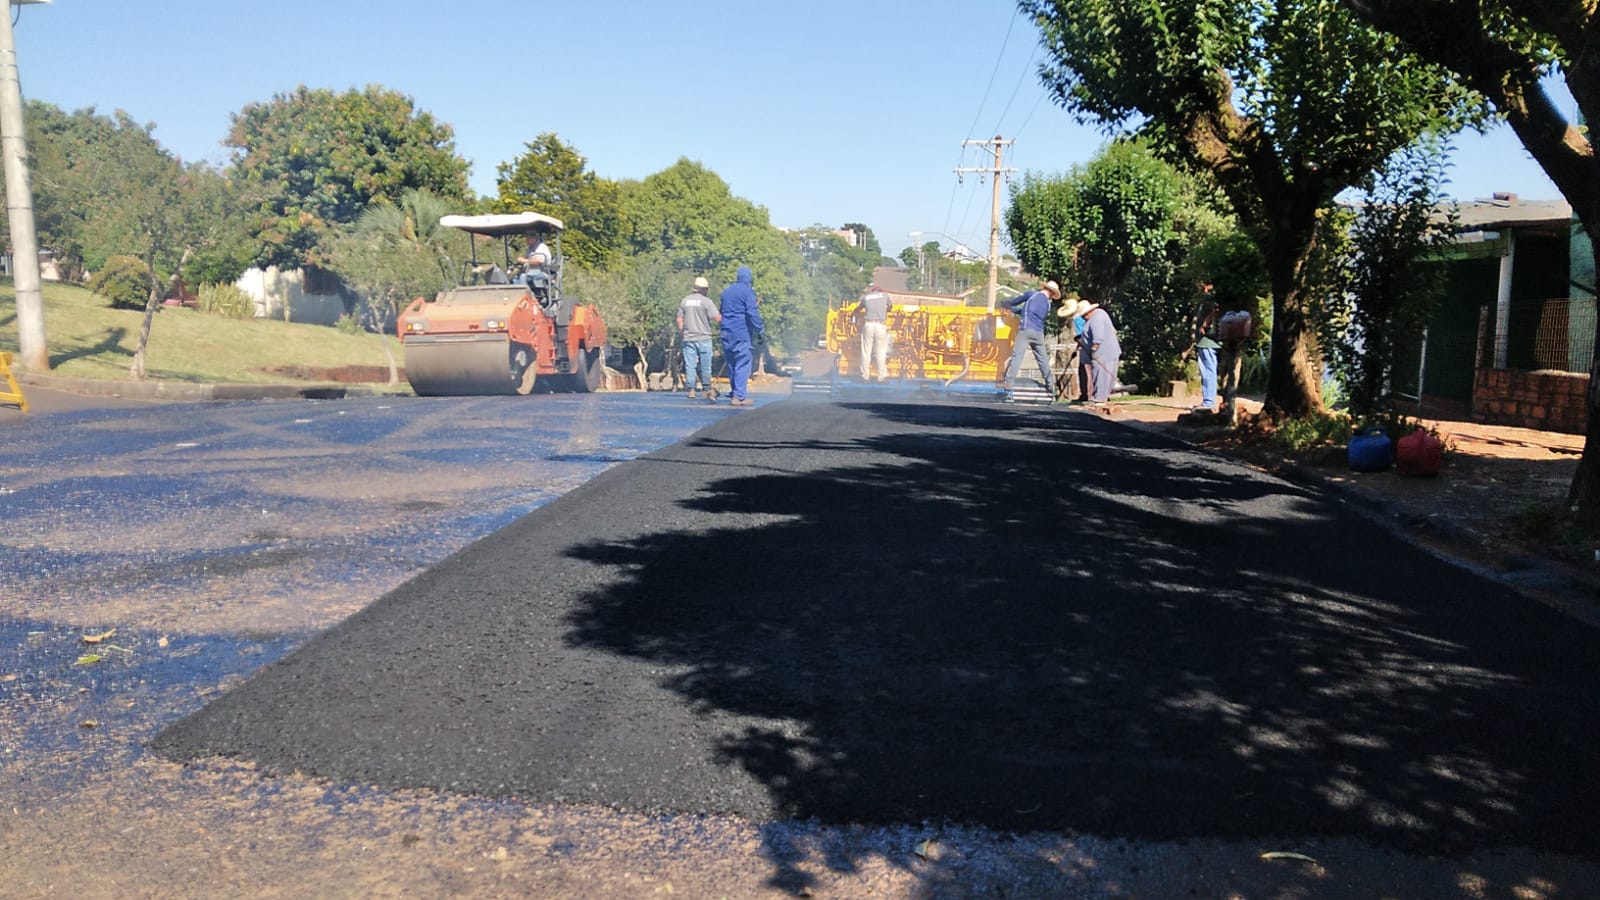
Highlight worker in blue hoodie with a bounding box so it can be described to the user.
[718,265,765,406]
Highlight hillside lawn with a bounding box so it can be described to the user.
[0,280,402,384]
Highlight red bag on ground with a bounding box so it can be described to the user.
[1395,429,1443,477]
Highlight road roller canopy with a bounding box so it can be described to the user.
[439,211,565,237]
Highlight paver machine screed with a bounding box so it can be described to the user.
[398,212,608,396]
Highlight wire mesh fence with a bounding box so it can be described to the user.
[1499,296,1597,374]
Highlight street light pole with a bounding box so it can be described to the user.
[0,0,49,372]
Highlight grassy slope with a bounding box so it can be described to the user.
[0,280,402,383]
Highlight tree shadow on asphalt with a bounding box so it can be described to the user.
[563,401,1600,889]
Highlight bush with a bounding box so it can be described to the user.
[88,255,152,310]
[1273,411,1354,455]
[334,313,365,335]
[197,282,257,319]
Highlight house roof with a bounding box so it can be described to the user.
[872,266,910,292]
[1447,193,1570,231]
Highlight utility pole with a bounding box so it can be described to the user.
[0,1,49,372]
[957,135,1014,312]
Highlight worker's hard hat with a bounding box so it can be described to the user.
[1042,280,1062,300]
[693,276,710,289]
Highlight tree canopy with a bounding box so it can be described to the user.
[226,85,470,270]
[1008,139,1247,387]
[1019,0,1483,419]
[493,132,622,270]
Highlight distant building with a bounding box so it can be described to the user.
[235,266,351,325]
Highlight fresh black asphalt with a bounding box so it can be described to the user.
[152,399,1600,858]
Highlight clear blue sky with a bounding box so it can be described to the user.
[13,0,1566,259]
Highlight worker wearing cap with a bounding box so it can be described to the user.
[998,279,1061,396]
[678,276,721,401]
[854,283,894,382]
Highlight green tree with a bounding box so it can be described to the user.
[564,254,679,387]
[493,133,623,271]
[787,227,865,348]
[121,162,254,379]
[328,188,466,383]
[18,103,259,290]
[1019,0,1484,419]
[1335,3,1600,529]
[25,104,249,378]
[1315,143,1454,421]
[1009,140,1242,387]
[840,222,882,258]
[619,158,809,353]
[226,85,470,271]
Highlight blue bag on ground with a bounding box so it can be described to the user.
[1347,427,1393,472]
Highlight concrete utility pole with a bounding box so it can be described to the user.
[0,0,49,372]
[957,136,1015,312]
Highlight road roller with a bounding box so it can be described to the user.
[397,211,608,396]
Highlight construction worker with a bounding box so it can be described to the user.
[517,233,553,300]
[998,279,1061,396]
[855,283,894,382]
[719,265,765,407]
[678,275,721,400]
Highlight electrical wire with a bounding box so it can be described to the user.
[989,46,1038,140]
[1011,90,1048,144]
[960,12,1017,151]
[942,7,1023,255]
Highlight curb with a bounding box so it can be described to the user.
[16,372,391,402]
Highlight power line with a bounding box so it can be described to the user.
[959,13,1018,154]
[1012,90,1048,143]
[989,46,1038,139]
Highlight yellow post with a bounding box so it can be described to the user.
[0,351,29,411]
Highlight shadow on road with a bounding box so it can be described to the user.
[563,402,1600,856]
[149,400,1600,895]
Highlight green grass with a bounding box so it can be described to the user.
[0,280,401,383]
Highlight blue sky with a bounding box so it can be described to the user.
[13,0,1566,258]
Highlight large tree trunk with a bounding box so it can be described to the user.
[1239,192,1326,421]
[1180,90,1326,423]
[1263,292,1323,420]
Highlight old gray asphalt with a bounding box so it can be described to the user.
[153,398,1600,859]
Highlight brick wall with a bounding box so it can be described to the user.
[1472,368,1588,434]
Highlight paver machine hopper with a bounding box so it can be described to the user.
[397,212,608,396]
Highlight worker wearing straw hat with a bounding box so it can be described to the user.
[998,280,1062,396]
[1080,296,1122,405]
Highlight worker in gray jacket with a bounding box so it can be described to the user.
[677,275,721,400]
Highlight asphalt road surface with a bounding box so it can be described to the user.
[151,398,1600,861]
